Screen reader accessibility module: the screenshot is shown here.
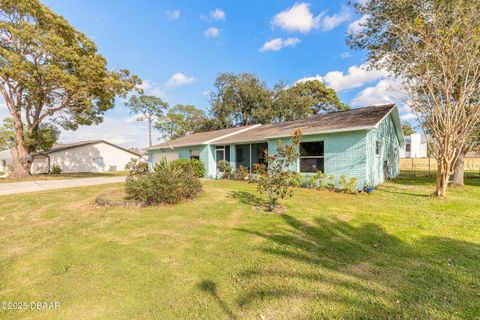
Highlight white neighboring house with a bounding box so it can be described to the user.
[400,133,428,158]
[0,149,13,174]
[31,140,142,174]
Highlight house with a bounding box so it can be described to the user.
[146,104,405,187]
[31,140,142,174]
[400,133,428,158]
[0,149,13,174]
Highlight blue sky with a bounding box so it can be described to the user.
[2,0,412,148]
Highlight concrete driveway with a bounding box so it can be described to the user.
[0,176,126,196]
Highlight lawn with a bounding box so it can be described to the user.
[0,175,479,319]
[0,171,129,183]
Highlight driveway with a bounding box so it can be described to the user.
[0,176,126,196]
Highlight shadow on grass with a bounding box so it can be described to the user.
[235,215,480,318]
[197,279,238,320]
[230,191,266,207]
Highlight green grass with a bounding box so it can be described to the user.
[0,171,128,183]
[0,175,479,319]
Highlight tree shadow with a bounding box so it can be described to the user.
[230,191,266,207]
[197,279,238,320]
[234,215,480,318]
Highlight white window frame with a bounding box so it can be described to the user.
[299,141,324,174]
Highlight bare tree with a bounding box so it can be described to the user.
[349,0,480,196]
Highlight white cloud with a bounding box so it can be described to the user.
[210,9,226,21]
[204,27,220,37]
[348,15,369,34]
[166,10,180,20]
[351,78,407,107]
[297,64,388,92]
[272,3,321,33]
[296,75,323,83]
[319,8,351,32]
[59,115,162,149]
[272,3,351,33]
[137,80,165,97]
[341,52,352,59]
[400,112,416,121]
[260,37,301,52]
[166,72,197,88]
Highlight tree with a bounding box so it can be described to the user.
[210,74,349,128]
[157,104,206,140]
[0,117,59,152]
[0,118,14,150]
[257,129,303,211]
[348,0,480,196]
[401,121,415,136]
[452,131,479,186]
[210,73,272,127]
[0,0,140,178]
[126,95,167,147]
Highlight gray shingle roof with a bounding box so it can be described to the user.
[148,104,397,149]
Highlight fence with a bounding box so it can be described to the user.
[400,157,480,178]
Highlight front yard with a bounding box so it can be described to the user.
[0,175,479,319]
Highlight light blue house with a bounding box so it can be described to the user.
[146,104,405,187]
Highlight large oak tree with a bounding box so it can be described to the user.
[0,0,140,177]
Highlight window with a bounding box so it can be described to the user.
[299,141,324,173]
[215,146,224,165]
[190,149,200,160]
[375,141,381,156]
[405,143,411,152]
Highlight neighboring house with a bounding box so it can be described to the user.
[400,133,428,158]
[31,140,141,174]
[0,149,13,174]
[147,104,405,187]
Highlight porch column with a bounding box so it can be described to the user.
[249,144,252,171]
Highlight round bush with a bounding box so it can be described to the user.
[171,159,206,178]
[125,161,202,205]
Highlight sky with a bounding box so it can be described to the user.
[0,0,413,149]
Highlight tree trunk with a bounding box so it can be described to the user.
[452,147,468,187]
[10,112,31,178]
[435,160,449,197]
[148,120,152,147]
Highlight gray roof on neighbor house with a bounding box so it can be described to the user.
[38,140,141,157]
[147,104,402,150]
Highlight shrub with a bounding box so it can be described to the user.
[125,159,202,205]
[217,160,233,179]
[326,175,336,190]
[338,175,359,193]
[51,165,62,174]
[125,158,148,175]
[171,159,206,178]
[234,165,249,180]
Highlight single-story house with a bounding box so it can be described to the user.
[31,140,142,174]
[400,133,428,158]
[146,104,405,187]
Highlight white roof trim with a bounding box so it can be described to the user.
[203,124,262,145]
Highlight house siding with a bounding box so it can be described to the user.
[267,130,368,188]
[366,114,400,185]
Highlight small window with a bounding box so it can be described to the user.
[405,143,411,152]
[299,141,324,173]
[375,141,381,156]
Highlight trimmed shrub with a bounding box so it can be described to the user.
[51,165,62,174]
[217,160,233,179]
[171,159,206,178]
[234,165,249,180]
[125,159,202,205]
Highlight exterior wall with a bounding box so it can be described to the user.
[31,155,49,174]
[48,142,139,173]
[148,145,209,177]
[268,130,369,188]
[366,114,401,185]
[0,149,13,173]
[400,134,427,158]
